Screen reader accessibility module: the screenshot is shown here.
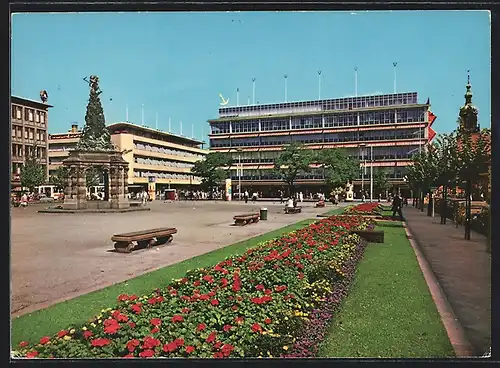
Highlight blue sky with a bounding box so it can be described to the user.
[12,11,490,141]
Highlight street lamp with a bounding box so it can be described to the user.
[236,148,242,200]
[359,143,373,202]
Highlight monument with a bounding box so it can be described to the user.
[62,75,130,210]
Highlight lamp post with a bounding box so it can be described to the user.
[237,148,242,200]
[359,143,366,201]
[370,145,373,202]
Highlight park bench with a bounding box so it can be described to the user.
[284,206,302,214]
[349,229,385,243]
[111,227,177,253]
[233,213,260,226]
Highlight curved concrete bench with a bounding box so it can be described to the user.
[112,227,177,253]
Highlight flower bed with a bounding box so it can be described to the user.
[343,202,382,216]
[13,215,374,359]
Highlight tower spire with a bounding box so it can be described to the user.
[458,70,479,133]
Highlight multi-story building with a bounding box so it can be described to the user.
[48,122,208,194]
[11,96,52,190]
[208,92,437,197]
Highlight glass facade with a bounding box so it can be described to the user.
[219,92,418,118]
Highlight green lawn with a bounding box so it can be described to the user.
[12,218,317,346]
[318,222,454,358]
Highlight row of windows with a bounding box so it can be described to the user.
[229,170,407,181]
[211,108,427,134]
[210,129,424,148]
[133,142,205,160]
[219,93,418,116]
[112,128,201,149]
[12,144,47,158]
[133,171,200,180]
[11,105,47,124]
[134,157,195,169]
[12,127,47,141]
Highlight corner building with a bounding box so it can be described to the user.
[208,92,437,197]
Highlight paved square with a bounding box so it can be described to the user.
[11,200,344,317]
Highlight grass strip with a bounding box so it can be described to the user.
[318,222,454,358]
[12,218,317,346]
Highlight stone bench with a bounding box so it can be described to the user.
[349,229,384,243]
[111,227,177,253]
[233,213,260,226]
[284,206,302,214]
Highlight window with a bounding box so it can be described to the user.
[12,128,15,138]
[24,129,28,139]
[17,128,21,138]
[16,107,21,120]
[40,112,45,123]
[35,111,40,122]
[29,130,34,140]
[28,109,33,121]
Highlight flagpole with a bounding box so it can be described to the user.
[252,78,256,105]
[168,117,171,132]
[126,105,129,122]
[237,88,240,106]
[191,124,194,138]
[141,104,144,126]
[284,74,288,102]
[318,70,322,99]
[155,112,158,130]
[393,62,398,93]
[354,67,358,97]
[180,121,183,136]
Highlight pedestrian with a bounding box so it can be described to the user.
[392,193,404,220]
[244,190,249,204]
[280,190,284,204]
[252,191,258,203]
[299,192,304,203]
[20,192,28,209]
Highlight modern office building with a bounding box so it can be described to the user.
[11,95,52,190]
[208,92,437,197]
[48,122,208,194]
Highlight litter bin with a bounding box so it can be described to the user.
[260,208,268,221]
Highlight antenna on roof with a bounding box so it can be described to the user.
[155,112,158,130]
[180,121,183,136]
[126,105,129,122]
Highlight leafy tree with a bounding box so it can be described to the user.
[273,142,314,196]
[20,145,46,192]
[407,146,439,212]
[77,75,114,151]
[49,166,70,190]
[373,169,389,198]
[191,152,232,196]
[315,148,359,190]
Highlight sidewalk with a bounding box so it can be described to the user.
[402,206,491,356]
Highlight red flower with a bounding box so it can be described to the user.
[163,342,178,353]
[103,319,121,334]
[18,341,29,347]
[251,323,262,333]
[123,354,135,358]
[170,289,178,296]
[223,324,232,332]
[221,343,235,357]
[91,338,111,347]
[139,349,155,358]
[264,289,272,295]
[128,322,136,328]
[143,336,161,349]
[129,294,138,301]
[264,318,272,324]
[171,315,184,323]
[298,272,304,280]
[220,278,229,287]
[206,331,217,344]
[199,294,209,301]
[39,336,51,345]
[57,330,68,338]
[26,351,38,358]
[214,341,223,349]
[150,318,161,326]
[213,351,224,358]
[151,327,160,334]
[131,303,142,314]
[185,345,195,354]
[181,307,190,313]
[127,339,140,352]
[210,299,219,306]
[117,294,129,302]
[203,275,214,283]
[83,331,93,339]
[193,280,201,287]
[174,338,185,347]
[275,285,287,293]
[197,323,206,331]
[255,284,265,290]
[232,305,238,311]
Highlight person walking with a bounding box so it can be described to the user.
[244,190,249,204]
[392,193,404,220]
[20,193,28,209]
[299,192,304,203]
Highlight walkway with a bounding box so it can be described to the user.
[402,206,491,356]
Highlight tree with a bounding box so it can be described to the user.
[407,146,439,213]
[373,170,389,198]
[191,152,232,196]
[86,167,103,189]
[456,128,491,240]
[77,75,114,151]
[273,142,314,196]
[49,166,70,190]
[315,148,359,190]
[20,145,46,192]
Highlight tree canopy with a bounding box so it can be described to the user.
[273,142,313,195]
[314,148,359,189]
[20,146,46,192]
[191,152,232,193]
[49,166,69,190]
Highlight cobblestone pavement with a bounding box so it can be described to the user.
[403,207,491,356]
[11,200,346,317]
